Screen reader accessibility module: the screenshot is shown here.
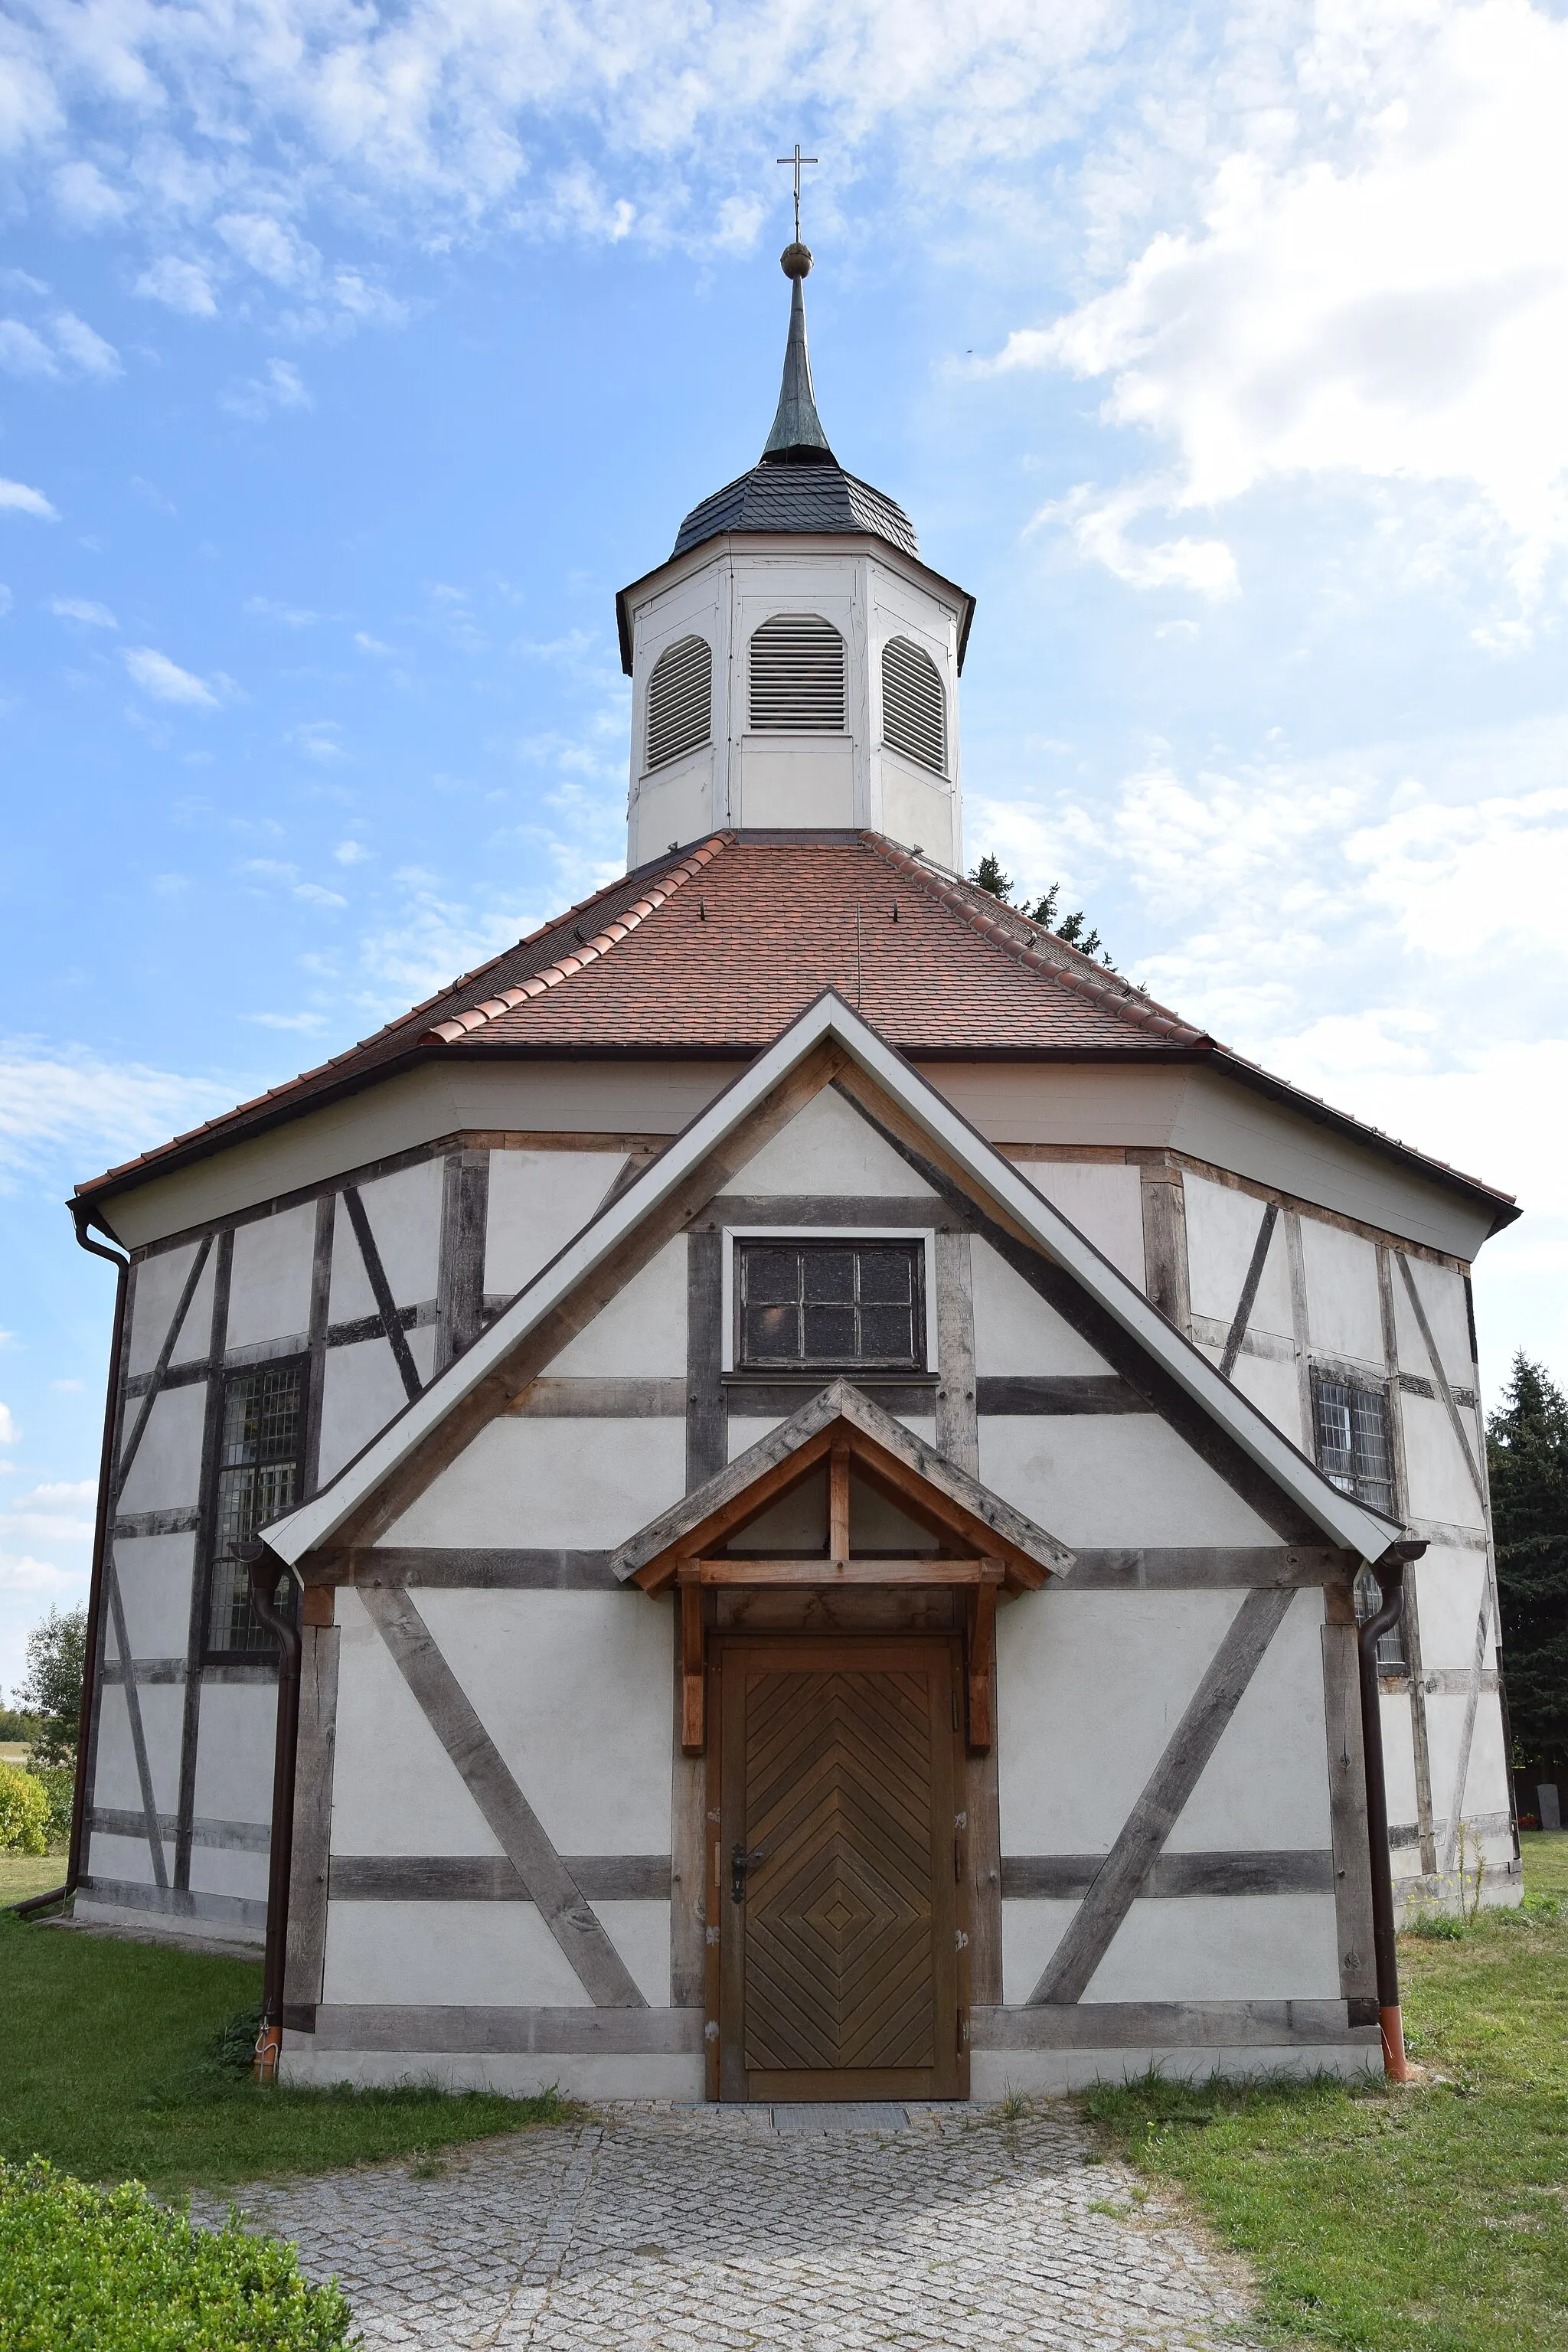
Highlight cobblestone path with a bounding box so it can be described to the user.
[200,2102,1265,2350]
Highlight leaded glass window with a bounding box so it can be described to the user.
[207,1362,304,1655]
[737,1241,924,1370]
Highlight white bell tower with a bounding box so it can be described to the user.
[616,243,975,874]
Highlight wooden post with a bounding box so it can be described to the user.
[681,1581,706,1754]
[965,1570,1001,1751]
[829,1440,851,1567]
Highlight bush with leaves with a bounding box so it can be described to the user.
[0,2159,356,2350]
[0,1762,51,1857]
[11,1607,86,1775]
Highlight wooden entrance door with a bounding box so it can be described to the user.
[714,1636,966,2102]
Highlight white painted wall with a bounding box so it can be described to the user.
[1298,1220,1383,1368]
[318,1335,420,1488]
[485,1151,629,1299]
[227,1203,316,1350]
[113,1534,196,1657]
[116,1384,206,1514]
[129,1243,217,1372]
[969,1237,1112,1377]
[190,1683,277,1824]
[979,1419,1279,1549]
[1184,1176,1293,1340]
[332,1586,505,1855]
[1014,1163,1145,1289]
[724,1084,933,1199]
[382,1418,687,1549]
[543,1240,688,1377]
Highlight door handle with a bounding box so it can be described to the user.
[731,1843,766,1904]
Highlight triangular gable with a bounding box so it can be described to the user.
[261,990,1406,1571]
[612,1379,1075,1592]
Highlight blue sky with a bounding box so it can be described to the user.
[2,0,1566,1692]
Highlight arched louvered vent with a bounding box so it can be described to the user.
[880,635,946,776]
[645,635,712,772]
[749,613,846,732]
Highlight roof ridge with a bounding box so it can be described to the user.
[421,835,734,1044]
[864,838,1208,1047]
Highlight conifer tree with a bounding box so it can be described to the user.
[1488,1353,1568,1778]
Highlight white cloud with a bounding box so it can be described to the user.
[122,645,219,704]
[51,158,126,227]
[0,480,55,519]
[0,1556,78,1594]
[48,309,119,376]
[0,1043,234,1187]
[47,595,116,627]
[353,630,393,655]
[0,1404,16,1444]
[333,839,371,864]
[135,256,218,316]
[217,211,318,286]
[221,358,312,421]
[243,1009,329,1030]
[1000,0,1568,602]
[289,718,346,762]
[292,881,347,908]
[0,318,57,376]
[0,307,119,379]
[1034,480,1237,599]
[245,596,318,626]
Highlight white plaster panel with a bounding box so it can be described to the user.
[543,1239,687,1377]
[739,740,854,827]
[631,758,715,864]
[318,1337,416,1488]
[1411,1547,1491,1667]
[997,1589,1243,1851]
[979,1418,1278,1548]
[113,1534,195,1658]
[188,1845,270,1900]
[1460,1698,1511,1834]
[358,1159,443,1309]
[129,1243,217,1374]
[485,1151,629,1299]
[1298,1218,1383,1367]
[724,1085,932,1200]
[116,1381,206,1513]
[1184,1174,1294,1339]
[1226,1350,1307,1452]
[330,1585,502,1855]
[729,1416,784,1462]
[191,1683,279,1822]
[880,762,958,871]
[1084,1895,1342,2001]
[93,1683,185,1814]
[323,1900,593,2007]
[1422,1693,1471,1829]
[1378,1689,1419,1830]
[383,1416,688,1552]
[1015,1164,1146,1289]
[227,1203,316,1351]
[1393,1254,1475,1385]
[416,1591,675,1856]
[1401,1394,1486,1535]
[1168,1591,1331,1851]
[1001,1899,1075,2003]
[328,1192,377,1323]
[86,1830,169,1886]
[969,1237,1112,1377]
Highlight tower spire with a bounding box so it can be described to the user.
[760,243,835,467]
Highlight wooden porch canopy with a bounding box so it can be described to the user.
[609,1381,1074,1756]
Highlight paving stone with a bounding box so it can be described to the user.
[193,2101,1264,2350]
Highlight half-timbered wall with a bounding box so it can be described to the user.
[80,1066,1515,1952]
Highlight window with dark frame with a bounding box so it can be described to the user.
[1313,1370,1405,1671]
[737,1240,926,1371]
[206,1361,305,1656]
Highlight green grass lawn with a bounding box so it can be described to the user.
[0,1854,67,1906]
[0,1906,567,2194]
[1090,1832,1568,2350]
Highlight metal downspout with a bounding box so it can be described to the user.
[1360,1540,1424,2081]
[9,1206,129,1919]
[248,1544,302,2082]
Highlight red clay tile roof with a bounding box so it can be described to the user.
[75,829,1517,1227]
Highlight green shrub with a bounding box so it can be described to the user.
[0,1764,50,1857]
[0,2158,355,2349]
[30,1763,74,1851]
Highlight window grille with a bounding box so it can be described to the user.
[1354,1566,1409,1674]
[645,635,711,772]
[880,635,946,774]
[738,1240,925,1370]
[1312,1374,1396,1516]
[207,1361,305,1655]
[748,613,845,732]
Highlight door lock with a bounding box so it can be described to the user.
[730,1843,766,1904]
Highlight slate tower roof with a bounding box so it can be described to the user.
[671,243,920,564]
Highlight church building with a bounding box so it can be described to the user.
[67,240,1521,2102]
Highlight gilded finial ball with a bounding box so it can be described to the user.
[780,242,812,279]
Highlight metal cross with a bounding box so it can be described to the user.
[776,144,818,243]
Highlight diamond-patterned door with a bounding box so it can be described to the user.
[717,1636,966,2102]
